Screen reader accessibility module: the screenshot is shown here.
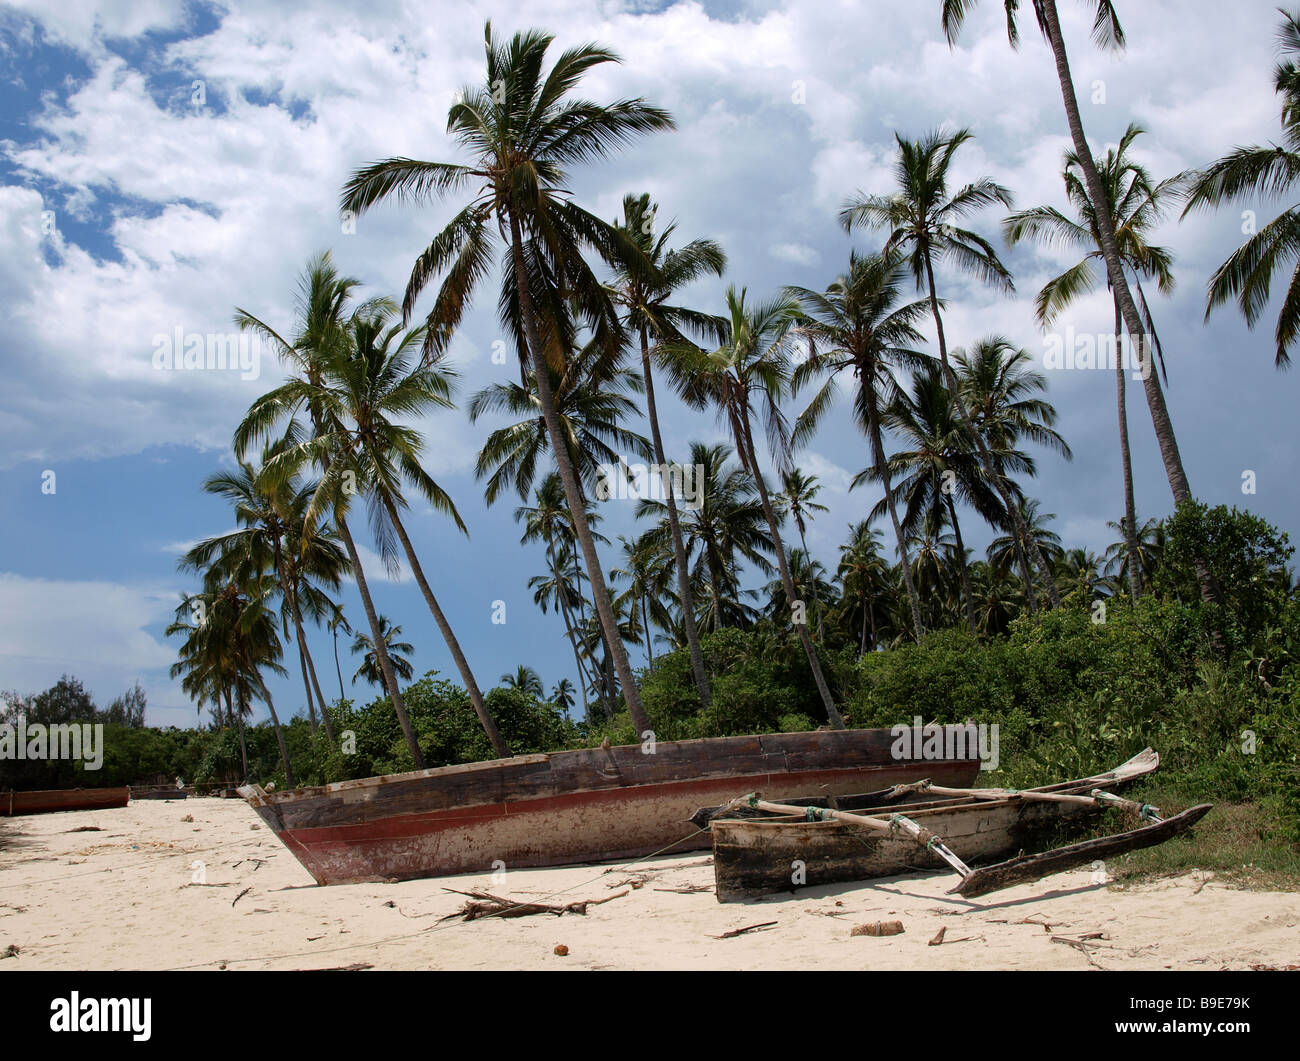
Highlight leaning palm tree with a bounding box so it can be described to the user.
[676,287,845,728]
[940,0,1220,610]
[1183,7,1300,367]
[840,128,1064,610]
[340,22,672,736]
[280,309,511,759]
[606,192,726,709]
[234,253,426,768]
[1004,123,1174,602]
[352,616,415,689]
[788,250,933,639]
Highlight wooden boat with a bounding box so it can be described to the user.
[4,787,131,816]
[703,749,1212,901]
[130,786,189,801]
[239,729,982,885]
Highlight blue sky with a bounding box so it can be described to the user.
[1,0,1297,728]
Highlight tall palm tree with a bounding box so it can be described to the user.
[1183,8,1300,367]
[340,23,672,736]
[988,499,1064,584]
[678,287,845,728]
[611,533,674,666]
[606,192,726,709]
[352,616,415,689]
[787,250,931,640]
[274,309,511,759]
[862,360,1005,634]
[1103,515,1163,596]
[1004,123,1174,602]
[956,337,1072,608]
[840,128,1066,610]
[634,442,775,632]
[327,605,351,702]
[940,0,1220,610]
[233,253,427,768]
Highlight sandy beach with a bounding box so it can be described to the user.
[0,798,1295,971]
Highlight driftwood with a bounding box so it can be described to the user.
[713,921,778,939]
[439,888,629,922]
[231,887,252,908]
[653,883,713,894]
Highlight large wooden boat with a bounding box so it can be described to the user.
[239,729,982,885]
[4,787,131,816]
[703,749,1211,901]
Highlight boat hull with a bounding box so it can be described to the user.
[241,730,981,885]
[710,749,1161,901]
[4,787,131,816]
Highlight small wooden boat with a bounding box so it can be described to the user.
[130,786,189,801]
[4,787,131,816]
[702,749,1212,901]
[240,729,982,885]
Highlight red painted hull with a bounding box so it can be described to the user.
[4,788,130,816]
[241,730,982,885]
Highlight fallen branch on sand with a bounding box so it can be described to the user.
[653,883,713,894]
[712,921,777,939]
[231,887,252,908]
[439,888,629,922]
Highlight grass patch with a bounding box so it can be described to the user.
[1095,787,1300,892]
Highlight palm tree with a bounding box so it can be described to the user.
[517,473,598,719]
[863,360,1005,634]
[234,252,428,768]
[956,337,1072,609]
[836,520,891,655]
[1183,9,1300,367]
[840,128,1068,611]
[788,250,932,639]
[677,287,845,728]
[327,605,351,702]
[550,678,576,714]
[340,23,672,736]
[469,335,650,505]
[940,0,1220,610]
[170,577,294,785]
[181,450,348,745]
[634,442,775,632]
[606,192,726,710]
[352,616,415,689]
[988,499,1064,585]
[611,534,674,666]
[276,308,511,758]
[501,666,544,698]
[776,467,830,637]
[1103,515,1163,595]
[1004,123,1174,602]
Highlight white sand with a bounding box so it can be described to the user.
[1,798,1296,971]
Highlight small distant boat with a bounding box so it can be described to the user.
[130,786,189,801]
[240,729,982,885]
[700,749,1212,901]
[4,787,131,816]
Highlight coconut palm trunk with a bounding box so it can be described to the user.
[640,327,713,708]
[380,495,511,759]
[334,513,425,768]
[250,668,294,787]
[741,416,846,729]
[922,253,1063,608]
[1113,298,1143,603]
[865,387,926,641]
[945,493,977,634]
[273,541,337,743]
[1038,0,1219,608]
[227,687,249,780]
[506,217,652,735]
[548,542,592,718]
